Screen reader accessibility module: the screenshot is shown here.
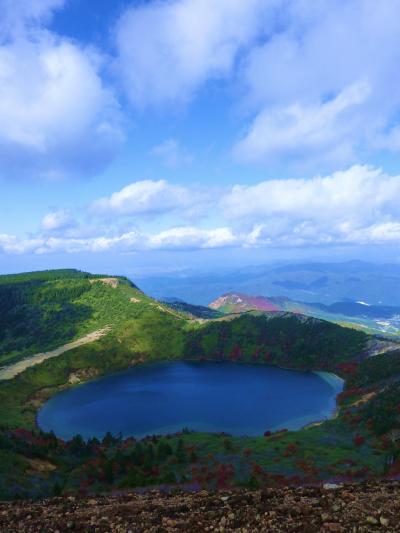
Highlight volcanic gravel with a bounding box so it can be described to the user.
[1,481,400,532]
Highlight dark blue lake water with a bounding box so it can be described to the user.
[38,361,343,440]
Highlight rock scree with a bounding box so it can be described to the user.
[0,481,399,532]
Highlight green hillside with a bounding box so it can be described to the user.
[184,313,367,371]
[1,269,400,500]
[0,269,165,366]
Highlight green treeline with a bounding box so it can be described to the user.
[184,314,367,371]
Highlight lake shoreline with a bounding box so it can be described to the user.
[37,360,344,441]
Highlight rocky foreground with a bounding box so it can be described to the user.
[1,482,400,532]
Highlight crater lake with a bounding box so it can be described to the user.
[38,361,343,440]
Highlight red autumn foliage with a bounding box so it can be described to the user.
[336,361,359,376]
[229,345,242,361]
[252,464,263,476]
[283,443,299,456]
[353,434,365,446]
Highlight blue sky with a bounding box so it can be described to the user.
[2,0,400,276]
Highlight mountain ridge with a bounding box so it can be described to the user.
[208,292,400,336]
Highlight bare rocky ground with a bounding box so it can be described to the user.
[1,481,400,532]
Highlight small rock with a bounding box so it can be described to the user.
[163,518,177,527]
[323,483,342,490]
[323,523,342,532]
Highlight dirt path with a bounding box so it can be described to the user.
[0,328,110,381]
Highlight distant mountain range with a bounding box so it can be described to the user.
[209,292,400,318]
[137,260,400,307]
[208,292,400,336]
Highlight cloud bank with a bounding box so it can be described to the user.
[3,165,400,255]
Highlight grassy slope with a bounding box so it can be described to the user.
[0,269,166,365]
[0,269,397,498]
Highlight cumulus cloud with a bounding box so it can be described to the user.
[112,0,400,169]
[222,165,400,246]
[114,0,268,107]
[234,82,370,165]
[0,231,142,255]
[91,179,208,218]
[148,226,237,250]
[222,165,398,221]
[233,0,400,167]
[4,165,400,254]
[0,0,123,180]
[41,209,76,232]
[0,227,237,255]
[0,0,64,39]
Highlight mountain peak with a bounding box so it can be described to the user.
[209,293,280,313]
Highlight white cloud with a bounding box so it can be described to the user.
[4,165,400,255]
[0,0,64,39]
[150,139,192,168]
[115,0,268,107]
[223,165,400,222]
[0,1,123,179]
[0,227,237,255]
[0,231,143,255]
[92,179,208,218]
[234,82,370,165]
[345,222,400,245]
[222,165,400,246]
[148,226,237,250]
[0,234,44,255]
[41,209,76,232]
[234,0,400,167]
